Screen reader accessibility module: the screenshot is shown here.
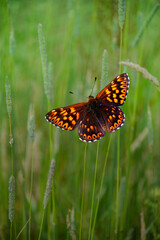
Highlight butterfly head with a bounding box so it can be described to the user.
[88,95,95,101]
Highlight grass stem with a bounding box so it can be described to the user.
[38,210,45,240]
[88,141,99,240]
[91,136,112,239]
[116,19,123,236]
[79,143,87,240]
[115,132,120,235]
[29,144,34,240]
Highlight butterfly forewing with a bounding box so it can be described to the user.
[96,73,129,106]
[78,111,105,142]
[45,102,87,131]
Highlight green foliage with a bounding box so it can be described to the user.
[0,0,160,239]
[132,3,160,46]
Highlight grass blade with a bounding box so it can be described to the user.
[132,4,160,46]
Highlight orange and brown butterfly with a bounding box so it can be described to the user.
[45,73,129,142]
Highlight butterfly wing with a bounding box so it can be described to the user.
[99,105,125,133]
[78,111,105,142]
[45,102,87,131]
[96,73,129,106]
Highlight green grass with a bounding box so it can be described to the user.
[0,0,160,239]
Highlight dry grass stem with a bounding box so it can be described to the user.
[119,61,160,89]
[140,212,146,240]
[16,218,31,239]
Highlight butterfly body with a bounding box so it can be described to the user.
[87,96,99,111]
[45,73,129,142]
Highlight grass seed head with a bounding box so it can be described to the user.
[118,0,125,29]
[28,104,35,142]
[5,76,12,116]
[43,159,56,209]
[8,175,15,223]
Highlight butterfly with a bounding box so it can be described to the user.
[45,73,129,142]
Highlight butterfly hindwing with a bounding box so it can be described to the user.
[45,102,87,131]
[78,111,105,142]
[96,73,129,106]
[99,106,125,133]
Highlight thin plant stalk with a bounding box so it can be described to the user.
[91,136,112,239]
[116,0,125,231]
[47,98,53,238]
[115,27,123,235]
[29,144,34,240]
[47,62,54,160]
[16,218,31,239]
[38,24,55,238]
[5,77,14,174]
[88,141,99,240]
[38,210,45,240]
[9,175,15,240]
[27,104,35,240]
[47,201,51,240]
[79,143,87,240]
[6,77,14,239]
[121,2,150,233]
[52,186,56,240]
[130,1,150,138]
[48,99,53,161]
[9,114,14,175]
[10,223,12,240]
[119,29,123,73]
[38,24,53,159]
[115,131,120,235]
[39,159,55,239]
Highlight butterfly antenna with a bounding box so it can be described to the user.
[69,91,88,99]
[90,77,97,96]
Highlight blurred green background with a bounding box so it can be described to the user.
[0,0,160,239]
